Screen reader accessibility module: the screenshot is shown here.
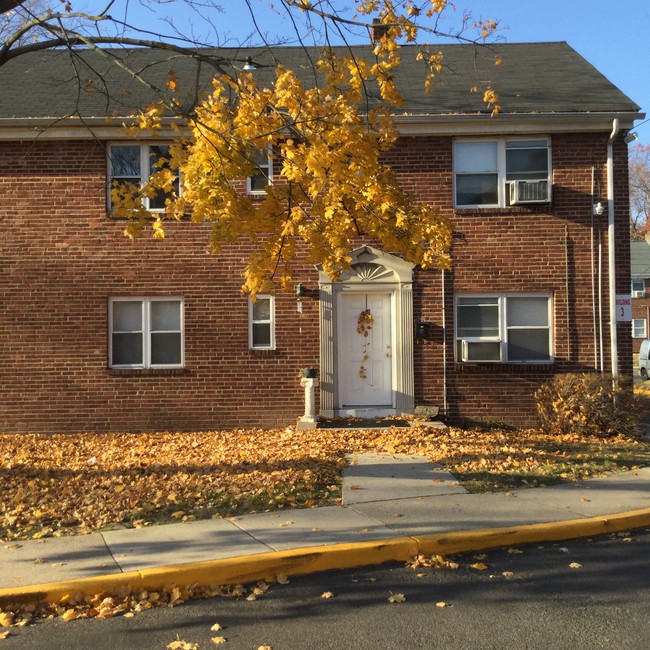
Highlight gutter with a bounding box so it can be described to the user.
[0,111,643,141]
[607,118,620,378]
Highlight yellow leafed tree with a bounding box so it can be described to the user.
[105,1,500,296]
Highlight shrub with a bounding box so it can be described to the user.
[535,373,638,438]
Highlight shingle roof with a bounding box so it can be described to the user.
[0,41,640,120]
[632,241,650,279]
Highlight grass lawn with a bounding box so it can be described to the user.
[1,415,649,542]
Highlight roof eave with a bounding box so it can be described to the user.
[0,111,644,141]
[393,111,645,136]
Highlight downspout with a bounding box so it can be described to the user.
[441,269,448,417]
[590,167,598,371]
[607,118,620,378]
[598,237,604,372]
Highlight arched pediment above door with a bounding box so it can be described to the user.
[317,246,415,286]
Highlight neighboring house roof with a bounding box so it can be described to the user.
[631,241,650,279]
[0,42,641,122]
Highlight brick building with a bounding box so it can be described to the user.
[0,42,643,433]
[632,240,650,354]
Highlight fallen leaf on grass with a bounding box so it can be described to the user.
[569,562,583,569]
[211,637,227,645]
[211,623,225,631]
[388,593,406,603]
[3,426,646,544]
[0,630,10,640]
[502,571,514,578]
[276,574,290,585]
[321,592,335,599]
[436,601,451,608]
[470,562,488,571]
[507,548,523,555]
[0,613,13,627]
[258,646,272,650]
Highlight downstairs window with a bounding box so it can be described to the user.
[456,294,552,363]
[109,298,184,368]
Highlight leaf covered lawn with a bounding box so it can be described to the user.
[1,425,649,541]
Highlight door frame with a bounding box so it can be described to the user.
[318,246,415,418]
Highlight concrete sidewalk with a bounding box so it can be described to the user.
[1,454,649,604]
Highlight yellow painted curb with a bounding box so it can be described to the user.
[0,537,418,608]
[414,507,650,556]
[1,508,649,608]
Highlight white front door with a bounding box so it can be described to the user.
[338,292,393,409]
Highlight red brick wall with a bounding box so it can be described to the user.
[387,132,632,427]
[0,132,633,432]
[0,140,321,433]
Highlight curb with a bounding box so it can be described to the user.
[1,508,649,608]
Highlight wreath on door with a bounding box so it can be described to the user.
[357,308,373,379]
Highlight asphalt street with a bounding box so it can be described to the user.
[6,529,650,650]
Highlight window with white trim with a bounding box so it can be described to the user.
[249,295,275,349]
[108,143,179,211]
[632,279,645,298]
[456,294,552,363]
[109,298,184,368]
[454,138,551,207]
[633,318,647,339]
[246,147,273,194]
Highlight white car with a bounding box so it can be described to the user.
[640,339,650,380]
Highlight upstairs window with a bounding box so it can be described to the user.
[249,295,275,349]
[456,294,552,363]
[454,138,551,207]
[633,318,647,339]
[632,279,645,298]
[108,144,179,211]
[109,298,183,368]
[247,147,273,194]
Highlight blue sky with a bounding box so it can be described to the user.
[113,0,649,144]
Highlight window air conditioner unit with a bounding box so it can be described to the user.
[460,339,501,363]
[508,180,550,205]
[460,340,488,363]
